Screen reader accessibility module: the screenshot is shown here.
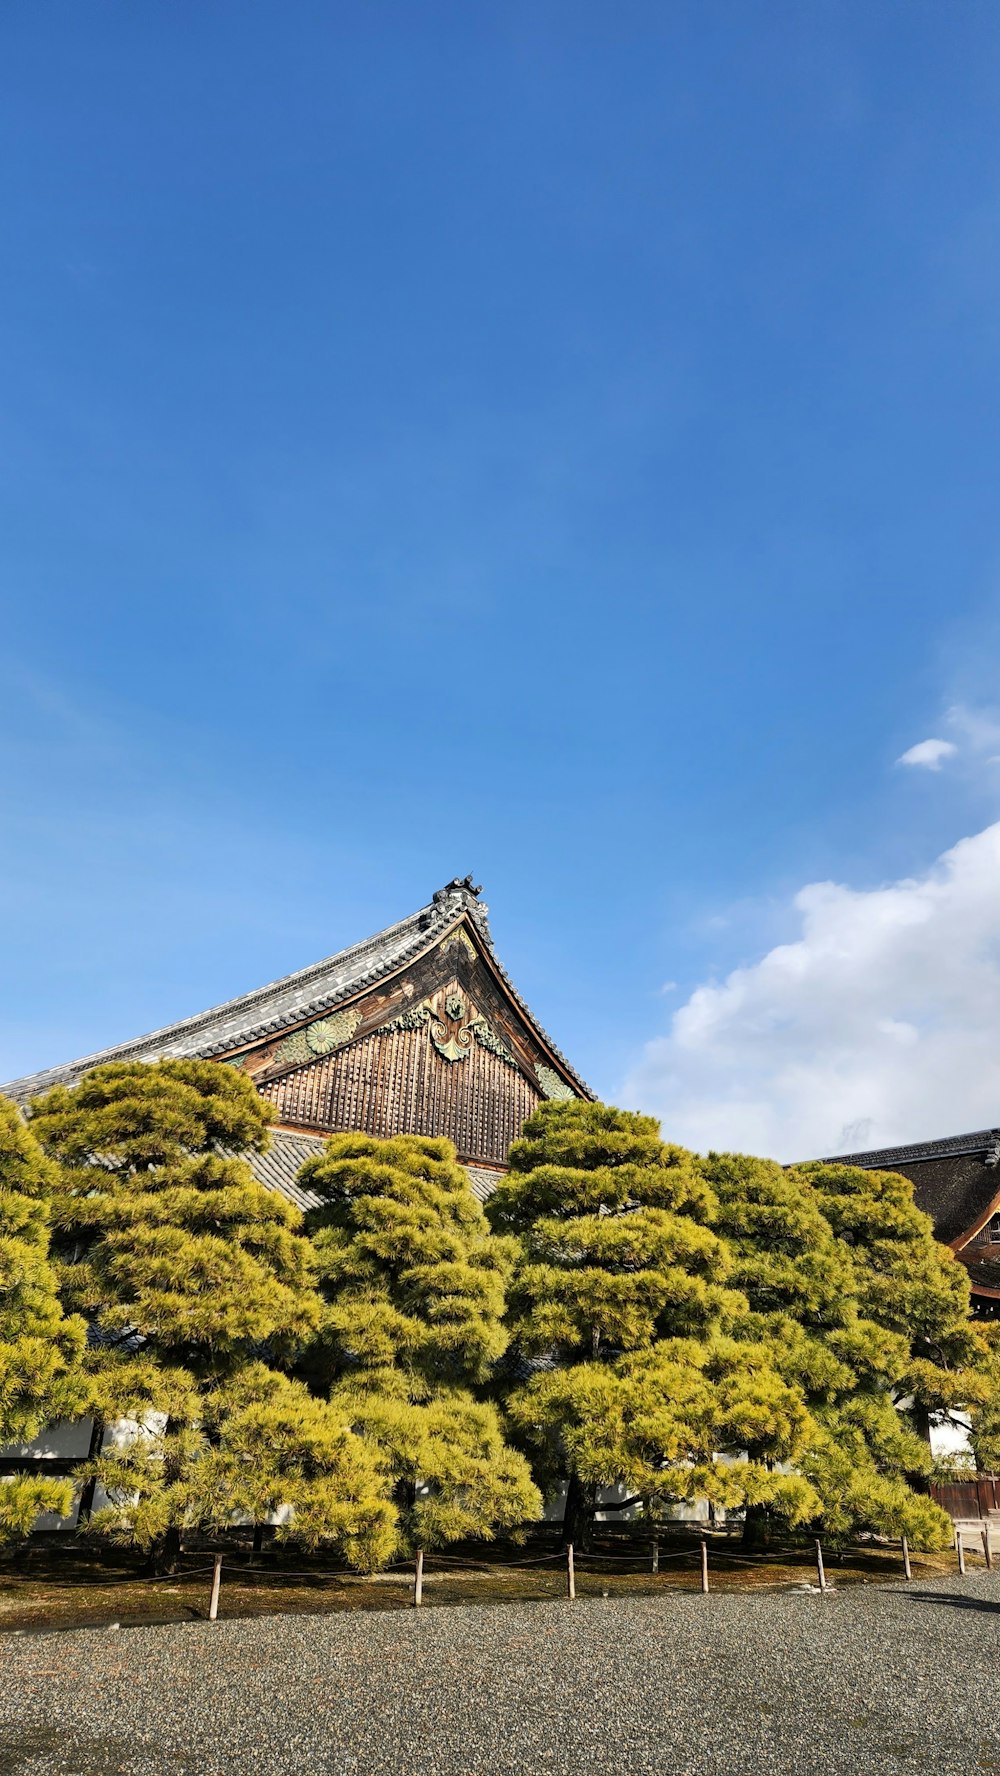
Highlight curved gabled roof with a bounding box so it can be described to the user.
[1,878,591,1105]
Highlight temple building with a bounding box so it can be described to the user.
[819,1129,1000,1319]
[0,879,599,1527]
[2,877,592,1211]
[5,881,996,1519]
[6,881,999,1318]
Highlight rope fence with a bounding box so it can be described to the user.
[0,1563,219,1590]
[2,1525,993,1623]
[404,1525,999,1608]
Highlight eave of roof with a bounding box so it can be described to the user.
[246,1128,502,1213]
[816,1129,1000,1169]
[1,879,592,1104]
[958,1254,1000,1300]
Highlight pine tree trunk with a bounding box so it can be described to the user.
[75,1417,106,1529]
[741,1502,772,1551]
[145,1414,182,1575]
[909,1400,933,1495]
[148,1523,182,1577]
[562,1473,596,1552]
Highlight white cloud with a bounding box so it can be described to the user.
[946,703,1000,755]
[896,737,957,770]
[624,822,1000,1162]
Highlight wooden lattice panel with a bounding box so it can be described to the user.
[260,1024,541,1166]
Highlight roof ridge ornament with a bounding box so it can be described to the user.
[431,876,492,943]
[433,875,483,903]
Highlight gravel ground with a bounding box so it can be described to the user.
[3,1571,1000,1776]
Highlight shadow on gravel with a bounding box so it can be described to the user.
[0,1723,158,1775]
[903,1590,1000,1614]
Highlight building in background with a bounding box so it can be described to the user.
[8,880,998,1303]
[821,1131,1000,1320]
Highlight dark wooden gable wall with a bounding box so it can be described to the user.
[225,924,579,1168]
[259,1009,541,1165]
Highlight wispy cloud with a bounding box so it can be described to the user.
[894,703,1000,775]
[896,737,957,770]
[624,821,1000,1161]
[946,702,1000,756]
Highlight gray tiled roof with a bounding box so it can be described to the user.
[1,880,591,1105]
[247,1129,328,1213]
[250,1128,503,1213]
[465,1164,503,1204]
[819,1130,1000,1169]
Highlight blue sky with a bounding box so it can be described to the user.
[3,3,1000,1155]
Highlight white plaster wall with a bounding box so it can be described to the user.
[930,1412,974,1462]
[0,1415,171,1532]
[0,1419,91,1531]
[541,1481,716,1526]
[0,1418,94,1462]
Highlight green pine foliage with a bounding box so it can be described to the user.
[804,1161,984,1546]
[802,1162,986,1441]
[300,1132,541,1549]
[0,1097,87,1538]
[967,1326,1000,1475]
[29,1060,318,1365]
[706,1152,958,1547]
[488,1102,820,1546]
[29,1061,392,1566]
[82,1358,395,1569]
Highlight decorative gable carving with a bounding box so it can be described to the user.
[223,1007,362,1075]
[380,983,518,1069]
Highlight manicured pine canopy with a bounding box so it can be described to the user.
[0,1097,87,1538]
[300,1131,541,1549]
[29,1061,395,1569]
[488,1102,819,1548]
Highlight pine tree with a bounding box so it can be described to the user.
[801,1162,986,1462]
[85,1356,395,1569]
[802,1165,980,1527]
[706,1151,957,1547]
[0,1097,87,1538]
[967,1328,1000,1476]
[299,1132,541,1550]
[29,1060,392,1568]
[488,1102,819,1548]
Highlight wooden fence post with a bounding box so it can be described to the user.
[983,1526,994,1571]
[208,1554,223,1622]
[815,1539,827,1593]
[901,1535,912,1581]
[651,1535,659,1575]
[957,1530,966,1576]
[700,1537,709,1594]
[413,1548,424,1608]
[566,1543,576,1600]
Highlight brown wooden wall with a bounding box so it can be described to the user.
[931,1476,1000,1519]
[259,1024,541,1165]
